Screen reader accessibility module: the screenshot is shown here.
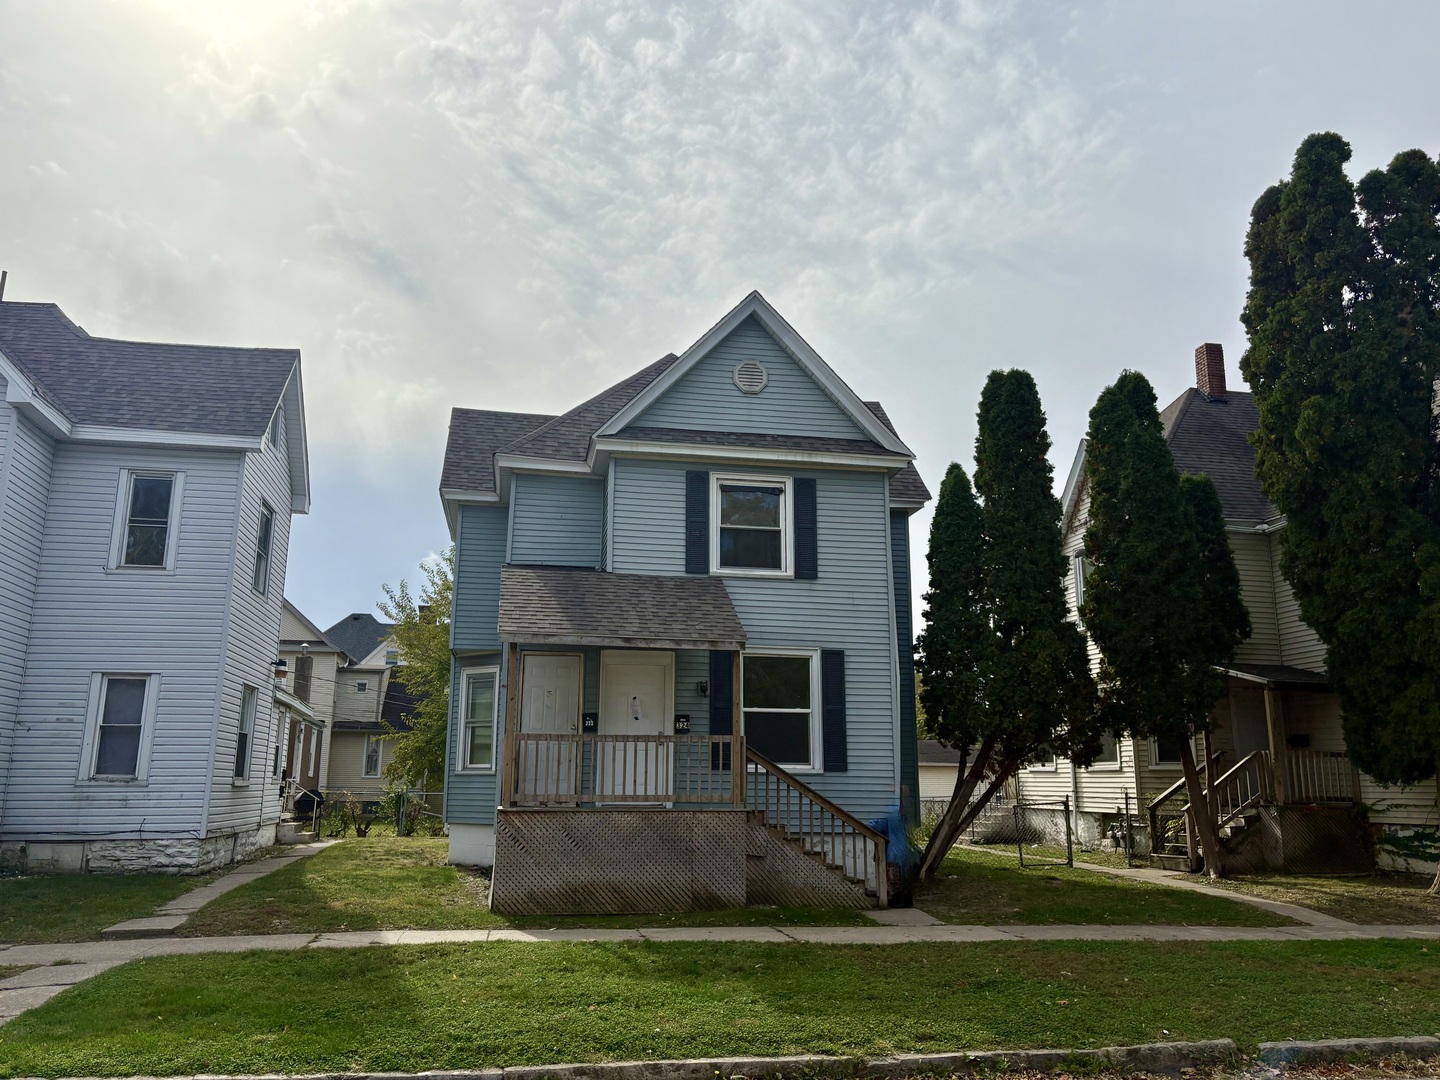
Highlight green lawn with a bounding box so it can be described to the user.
[914,847,1293,926]
[181,838,871,935]
[1,939,1437,1076]
[0,872,213,944]
[1195,872,1440,925]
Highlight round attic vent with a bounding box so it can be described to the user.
[733,360,768,395]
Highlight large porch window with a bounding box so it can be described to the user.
[461,667,499,771]
[742,650,820,770]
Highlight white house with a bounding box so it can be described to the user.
[0,299,310,873]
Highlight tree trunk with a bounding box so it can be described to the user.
[917,737,994,881]
[1429,763,1439,896]
[918,767,1016,882]
[1180,738,1226,879]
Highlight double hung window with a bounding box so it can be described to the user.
[461,668,498,770]
[1151,734,1186,768]
[252,504,274,595]
[741,651,819,770]
[92,676,151,778]
[118,472,179,568]
[234,686,258,780]
[363,735,383,777]
[712,475,791,575]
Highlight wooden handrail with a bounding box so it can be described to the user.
[744,745,888,907]
[1147,750,1225,810]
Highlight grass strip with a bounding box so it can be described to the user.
[1192,872,1439,926]
[1,939,1437,1076]
[181,839,870,935]
[0,873,212,944]
[915,848,1292,926]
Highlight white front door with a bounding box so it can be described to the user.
[518,653,582,801]
[597,650,674,802]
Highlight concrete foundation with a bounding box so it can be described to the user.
[0,822,278,875]
[448,823,496,868]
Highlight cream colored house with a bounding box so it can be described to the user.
[1026,344,1438,874]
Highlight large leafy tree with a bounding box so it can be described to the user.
[378,548,455,789]
[1082,371,1251,878]
[1242,134,1440,797]
[917,370,1099,881]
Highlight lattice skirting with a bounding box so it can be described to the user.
[491,809,748,915]
[490,809,876,914]
[1225,804,1374,874]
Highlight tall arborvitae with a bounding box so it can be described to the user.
[1241,135,1440,842]
[1082,371,1250,878]
[917,371,1098,881]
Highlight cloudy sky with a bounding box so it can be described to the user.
[3,0,1436,630]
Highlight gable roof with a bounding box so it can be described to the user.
[441,409,556,497]
[324,613,395,666]
[1161,388,1275,525]
[596,292,913,457]
[0,301,297,439]
[280,599,345,652]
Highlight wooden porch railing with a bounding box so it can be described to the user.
[1210,750,1272,829]
[745,746,888,907]
[1285,749,1355,804]
[503,731,746,808]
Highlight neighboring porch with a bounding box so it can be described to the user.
[485,566,888,914]
[1148,664,1369,874]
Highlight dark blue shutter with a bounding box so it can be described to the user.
[709,650,734,770]
[821,649,847,772]
[685,471,709,574]
[794,477,817,580]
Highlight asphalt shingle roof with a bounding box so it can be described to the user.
[918,739,963,765]
[0,301,297,438]
[1160,388,1276,525]
[324,613,394,665]
[441,409,556,494]
[863,401,931,505]
[499,565,747,650]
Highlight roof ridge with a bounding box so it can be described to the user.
[1161,386,1197,443]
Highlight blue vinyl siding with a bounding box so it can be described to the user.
[609,457,899,818]
[634,316,866,440]
[444,652,502,825]
[452,504,507,651]
[891,510,920,824]
[509,473,603,567]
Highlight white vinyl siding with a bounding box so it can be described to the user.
[1229,530,1279,664]
[3,444,242,840]
[233,685,258,780]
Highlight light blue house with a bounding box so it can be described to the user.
[438,293,928,912]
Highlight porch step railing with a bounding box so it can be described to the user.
[744,746,888,907]
[503,732,744,808]
[1210,750,1272,830]
[1285,749,1355,804]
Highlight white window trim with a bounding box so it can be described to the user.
[710,473,794,579]
[1027,755,1059,772]
[78,672,161,783]
[356,680,369,693]
[458,666,500,773]
[362,734,383,778]
[251,502,275,596]
[108,469,185,572]
[233,684,259,784]
[741,647,822,773]
[1149,737,1186,770]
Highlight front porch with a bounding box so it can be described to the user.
[1148,664,1370,874]
[484,565,889,914]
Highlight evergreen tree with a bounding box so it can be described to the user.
[1241,135,1440,831]
[378,548,455,789]
[1082,372,1250,878]
[917,371,1099,881]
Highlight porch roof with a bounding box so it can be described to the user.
[498,565,747,650]
[1222,662,1330,689]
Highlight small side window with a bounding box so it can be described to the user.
[356,680,369,693]
[234,686,258,780]
[252,504,274,595]
[363,735,383,778]
[461,668,499,770]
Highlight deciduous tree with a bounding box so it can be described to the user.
[379,548,455,789]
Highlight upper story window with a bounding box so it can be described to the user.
[252,504,275,595]
[115,470,182,570]
[711,474,792,576]
[266,407,284,449]
[356,680,369,693]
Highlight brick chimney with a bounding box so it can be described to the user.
[1195,343,1226,399]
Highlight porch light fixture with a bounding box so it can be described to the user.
[697,679,709,698]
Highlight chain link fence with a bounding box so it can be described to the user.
[921,794,1075,869]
